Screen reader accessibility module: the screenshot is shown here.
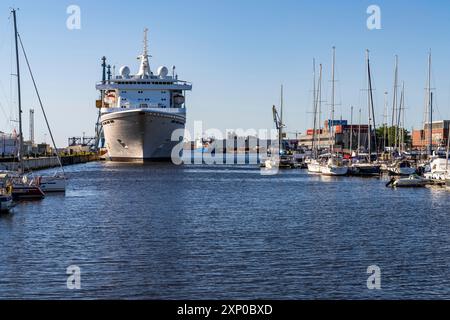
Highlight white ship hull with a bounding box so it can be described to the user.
[101,108,186,161]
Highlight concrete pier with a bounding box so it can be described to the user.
[0,153,99,172]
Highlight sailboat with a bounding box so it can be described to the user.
[348,50,381,176]
[263,86,294,169]
[319,47,348,176]
[9,9,66,195]
[307,61,323,174]
[7,9,45,200]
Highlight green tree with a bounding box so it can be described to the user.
[375,126,410,149]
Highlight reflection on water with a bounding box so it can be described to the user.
[1,161,450,299]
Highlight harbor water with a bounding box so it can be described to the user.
[1,159,450,299]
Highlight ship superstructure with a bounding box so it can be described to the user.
[96,29,192,161]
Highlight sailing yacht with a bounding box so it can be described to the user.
[7,9,65,196]
[320,156,348,176]
[7,9,45,200]
[307,61,324,174]
[319,47,348,176]
[307,160,322,174]
[348,155,381,176]
[39,175,66,192]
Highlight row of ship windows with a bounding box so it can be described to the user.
[121,91,167,94]
[118,82,174,85]
[120,98,167,102]
[102,120,115,125]
[120,104,167,108]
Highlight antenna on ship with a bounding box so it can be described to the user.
[101,56,107,84]
[137,28,151,77]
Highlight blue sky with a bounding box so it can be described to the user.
[0,0,450,145]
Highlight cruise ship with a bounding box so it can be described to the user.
[96,29,192,161]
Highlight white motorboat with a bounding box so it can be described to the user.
[388,175,431,188]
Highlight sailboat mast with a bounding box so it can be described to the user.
[350,106,353,154]
[330,46,336,155]
[280,84,283,152]
[391,55,398,150]
[398,82,405,153]
[427,51,433,156]
[446,118,450,171]
[317,64,322,154]
[397,83,404,150]
[366,50,377,162]
[358,108,361,156]
[366,50,372,162]
[383,91,388,151]
[12,9,24,174]
[401,83,406,153]
[311,59,317,154]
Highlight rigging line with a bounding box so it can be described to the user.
[17,32,65,176]
[0,98,10,125]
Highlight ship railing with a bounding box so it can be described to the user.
[96,79,192,87]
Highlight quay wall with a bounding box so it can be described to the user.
[0,153,99,172]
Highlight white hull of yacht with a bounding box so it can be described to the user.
[391,167,416,176]
[39,176,67,192]
[307,162,322,174]
[101,108,186,162]
[320,165,348,176]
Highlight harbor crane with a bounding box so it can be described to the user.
[272,105,286,153]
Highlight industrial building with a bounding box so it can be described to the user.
[0,132,18,157]
[298,120,370,153]
[412,120,450,150]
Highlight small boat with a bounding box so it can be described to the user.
[307,159,322,174]
[261,154,293,169]
[320,157,348,176]
[424,157,449,180]
[385,160,416,176]
[11,175,45,200]
[348,156,381,177]
[348,163,381,176]
[387,175,431,188]
[12,185,45,200]
[263,157,279,170]
[39,174,66,193]
[0,173,13,212]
